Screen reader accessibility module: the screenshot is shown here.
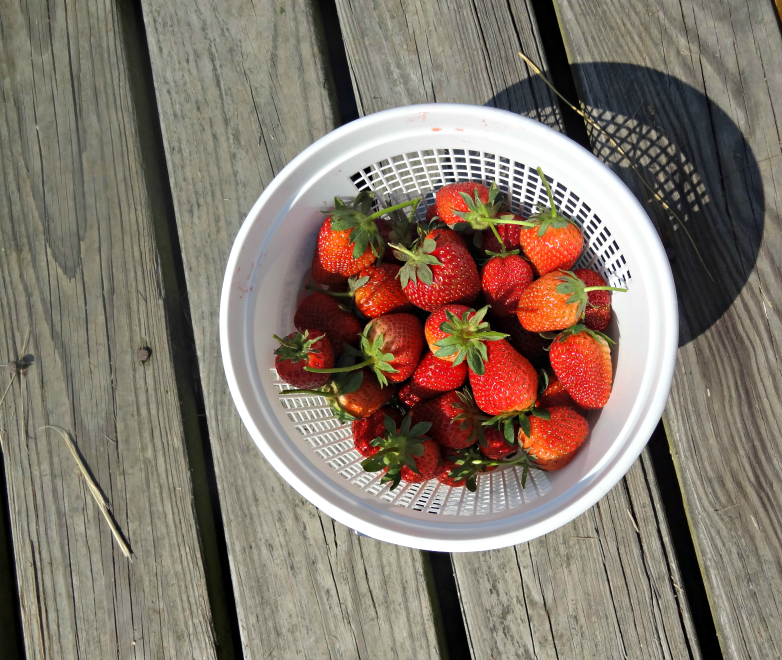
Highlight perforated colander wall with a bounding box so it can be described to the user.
[273,149,629,518]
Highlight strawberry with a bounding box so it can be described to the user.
[488,314,548,367]
[398,352,467,407]
[424,226,468,250]
[519,405,589,470]
[549,325,614,409]
[312,191,419,282]
[360,413,441,489]
[305,313,424,386]
[516,270,625,333]
[574,268,613,331]
[425,304,469,353]
[437,447,497,489]
[400,440,442,484]
[436,181,490,226]
[437,444,533,491]
[517,167,584,275]
[425,204,439,222]
[278,367,394,422]
[468,339,538,416]
[411,390,483,450]
[352,407,403,458]
[350,264,414,318]
[435,182,532,235]
[273,330,334,389]
[481,427,519,460]
[392,231,480,312]
[480,222,523,254]
[424,305,507,374]
[535,370,582,412]
[481,254,533,318]
[294,291,362,357]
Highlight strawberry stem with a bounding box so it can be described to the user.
[494,217,536,226]
[304,357,375,374]
[487,223,506,252]
[305,284,353,298]
[367,199,420,221]
[278,388,336,397]
[537,166,557,209]
[583,286,628,293]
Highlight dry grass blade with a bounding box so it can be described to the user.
[40,425,133,561]
[518,51,714,282]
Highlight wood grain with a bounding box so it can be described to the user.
[555,0,782,656]
[137,0,446,657]
[333,0,701,657]
[0,0,219,657]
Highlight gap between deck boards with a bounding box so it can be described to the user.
[118,1,243,657]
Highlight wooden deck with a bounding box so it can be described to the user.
[0,0,779,657]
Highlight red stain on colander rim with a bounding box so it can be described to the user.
[431,128,442,132]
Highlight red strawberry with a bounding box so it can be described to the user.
[392,231,480,312]
[437,447,497,489]
[362,313,425,383]
[469,339,538,416]
[398,352,467,407]
[481,254,533,318]
[437,444,535,491]
[536,370,582,412]
[517,271,624,332]
[436,182,490,226]
[336,369,396,418]
[425,304,469,354]
[278,367,394,422]
[488,314,548,367]
[401,440,442,484]
[311,256,348,285]
[351,263,414,318]
[273,330,334,389]
[312,192,419,282]
[352,407,403,458]
[360,414,441,489]
[517,167,584,275]
[549,325,614,409]
[411,390,483,450]
[574,268,613,331]
[424,304,507,374]
[294,292,362,357]
[519,406,589,470]
[481,222,524,254]
[424,226,468,250]
[481,427,518,460]
[425,204,439,222]
[306,313,425,386]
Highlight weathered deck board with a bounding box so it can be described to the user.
[333,0,701,657]
[137,0,446,657]
[555,0,782,657]
[0,0,219,657]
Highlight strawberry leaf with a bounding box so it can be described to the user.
[518,413,531,439]
[503,419,515,444]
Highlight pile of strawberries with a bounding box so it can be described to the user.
[275,168,625,492]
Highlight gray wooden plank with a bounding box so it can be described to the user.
[0,0,219,657]
[555,0,782,657]
[136,0,447,657]
[333,0,701,657]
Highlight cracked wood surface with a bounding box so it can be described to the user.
[136,0,446,657]
[334,0,701,657]
[556,0,782,657]
[0,0,219,657]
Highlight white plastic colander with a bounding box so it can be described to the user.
[220,104,678,551]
